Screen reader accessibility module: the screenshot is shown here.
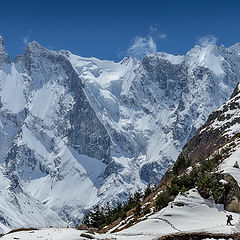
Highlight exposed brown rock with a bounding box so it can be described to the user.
[181,90,240,164]
[158,232,240,240]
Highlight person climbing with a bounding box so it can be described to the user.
[226,214,233,225]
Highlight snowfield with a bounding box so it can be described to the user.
[1,189,239,240]
[113,189,239,239]
[1,228,104,240]
[219,144,240,187]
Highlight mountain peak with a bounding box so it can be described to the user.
[26,41,47,54]
[0,36,7,52]
[186,44,225,75]
[0,36,10,65]
[0,35,4,44]
[229,43,240,53]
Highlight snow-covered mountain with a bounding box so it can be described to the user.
[1,35,240,229]
[93,78,240,240]
[118,77,240,240]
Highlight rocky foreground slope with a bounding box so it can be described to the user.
[1,36,240,230]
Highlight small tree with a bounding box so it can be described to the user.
[167,183,179,196]
[180,185,186,193]
[172,153,190,174]
[144,184,153,198]
[133,190,142,202]
[143,205,151,215]
[134,202,142,216]
[155,191,169,210]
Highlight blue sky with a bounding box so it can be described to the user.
[0,0,239,61]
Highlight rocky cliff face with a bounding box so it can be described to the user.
[0,37,240,229]
[182,82,240,164]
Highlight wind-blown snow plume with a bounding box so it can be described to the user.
[198,34,217,47]
[128,36,157,59]
[127,27,167,59]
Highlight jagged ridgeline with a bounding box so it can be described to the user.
[1,35,240,232]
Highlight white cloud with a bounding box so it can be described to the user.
[159,33,168,39]
[22,30,32,46]
[127,36,157,59]
[150,26,168,40]
[126,26,167,59]
[22,37,29,45]
[198,34,217,47]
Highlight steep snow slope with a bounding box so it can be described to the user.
[219,145,240,187]
[0,165,65,234]
[1,36,240,229]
